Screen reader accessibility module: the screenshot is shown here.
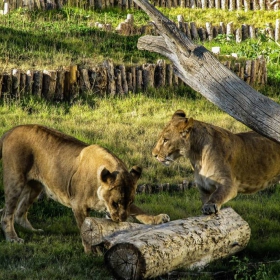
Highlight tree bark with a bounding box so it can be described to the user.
[86,208,250,280]
[134,0,280,143]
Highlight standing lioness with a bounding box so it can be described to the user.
[153,110,280,215]
[0,125,169,248]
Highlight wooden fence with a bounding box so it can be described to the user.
[0,0,279,14]
[0,57,267,101]
[113,14,280,43]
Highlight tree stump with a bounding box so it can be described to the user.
[81,208,250,279]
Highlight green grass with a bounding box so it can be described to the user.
[0,94,280,279]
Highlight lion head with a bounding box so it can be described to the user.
[152,110,194,166]
[97,165,142,222]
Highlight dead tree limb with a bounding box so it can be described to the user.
[81,208,250,279]
[134,0,280,143]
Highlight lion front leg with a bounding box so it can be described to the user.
[201,182,237,215]
[129,204,170,225]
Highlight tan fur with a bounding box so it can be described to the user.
[152,110,280,214]
[0,125,169,250]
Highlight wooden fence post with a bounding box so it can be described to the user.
[276,19,280,41]
[155,59,166,88]
[142,63,156,90]
[42,70,57,100]
[32,70,43,97]
[55,70,65,100]
[12,69,20,99]
[103,60,116,96]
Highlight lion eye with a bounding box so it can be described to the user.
[163,138,168,143]
[112,201,119,209]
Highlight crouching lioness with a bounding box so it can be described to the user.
[0,125,170,249]
[152,110,280,215]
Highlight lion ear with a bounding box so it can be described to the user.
[130,165,142,182]
[99,167,116,184]
[172,110,186,119]
[181,117,194,137]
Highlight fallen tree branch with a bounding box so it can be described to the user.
[81,208,250,279]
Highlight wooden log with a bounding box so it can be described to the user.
[260,0,266,9]
[244,0,250,11]
[69,65,78,101]
[190,0,196,8]
[177,15,185,33]
[236,28,242,43]
[3,1,9,14]
[55,70,65,101]
[253,0,260,9]
[119,64,128,94]
[245,60,252,84]
[136,67,143,92]
[42,70,57,100]
[103,60,116,96]
[20,72,26,96]
[218,22,226,34]
[190,22,199,40]
[114,68,123,95]
[89,65,107,96]
[236,0,242,9]
[249,25,256,39]
[1,72,11,98]
[11,69,20,99]
[215,0,221,9]
[276,19,280,41]
[208,0,214,7]
[242,24,249,40]
[84,208,251,280]
[221,0,228,9]
[201,0,207,8]
[25,70,33,94]
[226,21,234,40]
[155,59,166,88]
[185,22,191,38]
[198,27,207,41]
[78,68,91,94]
[130,66,136,92]
[166,64,173,86]
[205,22,213,41]
[229,0,235,10]
[142,63,156,90]
[63,70,70,101]
[32,70,43,97]
[266,23,274,39]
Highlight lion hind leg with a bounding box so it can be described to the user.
[1,179,25,243]
[15,181,44,232]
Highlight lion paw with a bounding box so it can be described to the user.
[202,203,218,215]
[155,214,170,224]
[8,237,24,244]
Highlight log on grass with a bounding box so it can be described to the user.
[81,208,250,279]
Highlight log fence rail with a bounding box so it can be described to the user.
[1,0,279,12]
[0,56,267,101]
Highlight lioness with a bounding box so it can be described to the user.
[0,124,170,250]
[152,110,280,215]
